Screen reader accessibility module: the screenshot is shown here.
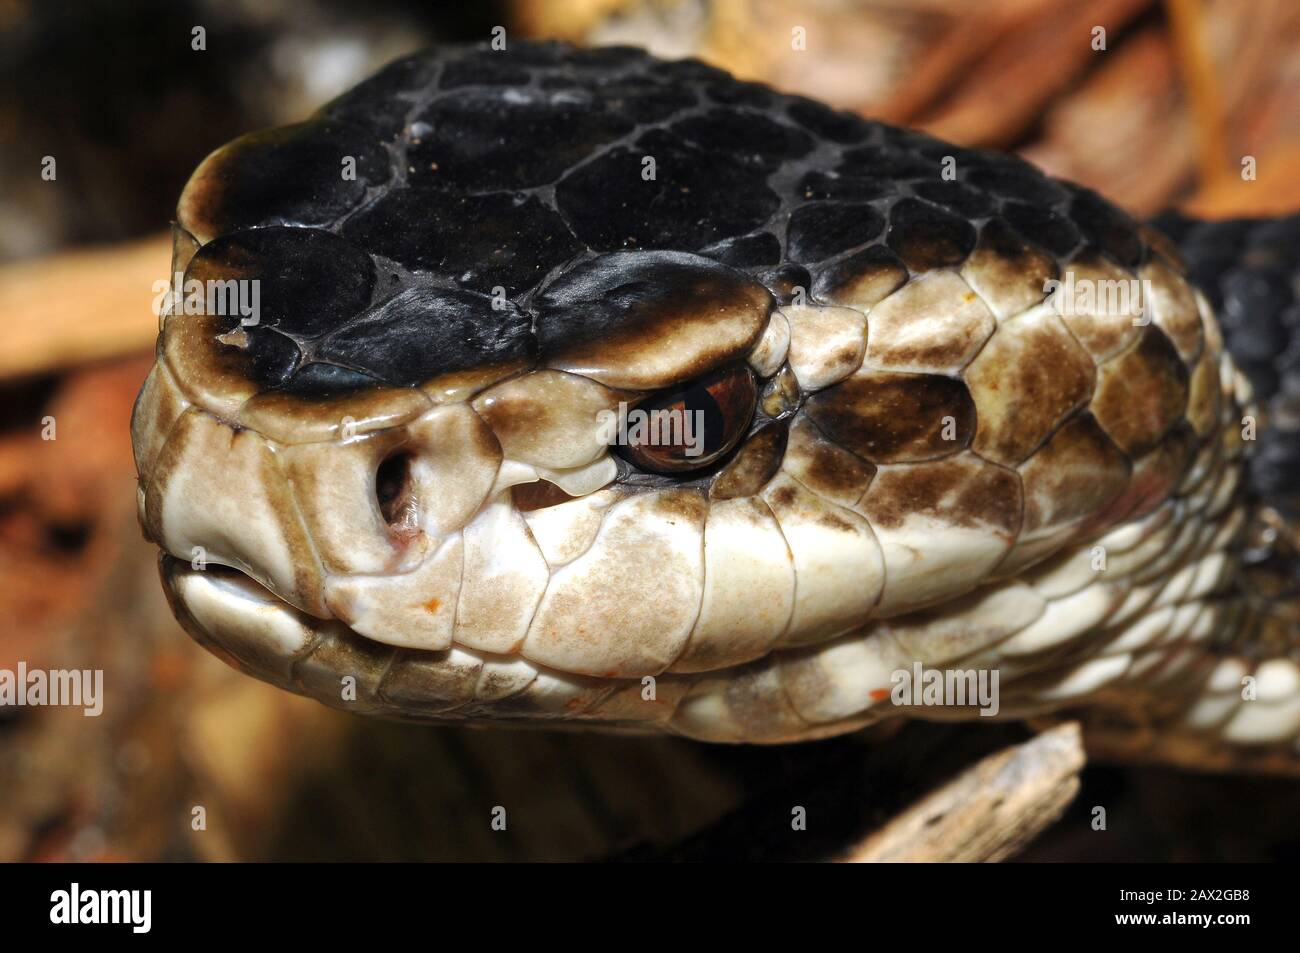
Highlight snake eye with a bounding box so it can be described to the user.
[618,365,757,474]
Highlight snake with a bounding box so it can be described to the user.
[130,41,1300,772]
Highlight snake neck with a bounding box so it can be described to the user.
[1066,214,1300,773]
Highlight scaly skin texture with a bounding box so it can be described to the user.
[132,42,1300,768]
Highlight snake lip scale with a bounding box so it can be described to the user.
[131,40,1300,769]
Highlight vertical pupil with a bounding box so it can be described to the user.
[643,384,725,459]
[688,386,726,456]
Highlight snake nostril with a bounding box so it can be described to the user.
[375,451,416,527]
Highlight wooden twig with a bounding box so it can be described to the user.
[919,0,1152,147]
[1020,26,1192,215]
[0,233,168,380]
[1165,0,1231,193]
[873,0,1058,125]
[841,722,1085,862]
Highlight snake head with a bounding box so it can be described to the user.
[133,42,1248,744]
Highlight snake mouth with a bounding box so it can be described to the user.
[157,553,675,729]
[157,549,1000,744]
[159,550,888,742]
[159,556,329,684]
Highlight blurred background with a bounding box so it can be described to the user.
[0,0,1297,861]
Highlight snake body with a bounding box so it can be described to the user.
[131,42,1300,767]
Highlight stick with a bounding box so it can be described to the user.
[841,721,1085,862]
[0,234,169,380]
